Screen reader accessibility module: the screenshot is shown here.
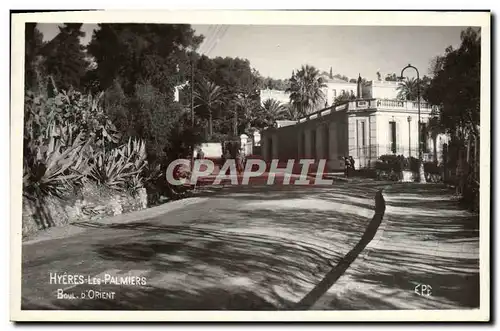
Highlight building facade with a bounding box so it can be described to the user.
[260,89,291,105]
[259,77,400,110]
[261,93,449,171]
[322,78,358,107]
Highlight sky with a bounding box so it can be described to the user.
[37,23,467,81]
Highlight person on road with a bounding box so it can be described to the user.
[196,148,205,160]
[344,156,351,178]
[349,156,356,171]
[236,151,244,175]
[224,149,232,175]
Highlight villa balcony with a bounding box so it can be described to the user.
[345,98,436,113]
[298,98,436,123]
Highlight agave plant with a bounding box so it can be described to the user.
[23,129,92,200]
[88,138,148,191]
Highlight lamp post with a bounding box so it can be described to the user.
[407,116,412,158]
[400,64,426,183]
[190,51,195,172]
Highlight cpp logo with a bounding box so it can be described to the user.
[414,284,432,296]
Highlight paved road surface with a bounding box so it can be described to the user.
[21,182,479,311]
[22,182,382,310]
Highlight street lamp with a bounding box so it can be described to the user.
[407,116,412,158]
[189,50,196,172]
[400,64,426,183]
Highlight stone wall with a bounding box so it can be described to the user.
[22,183,148,239]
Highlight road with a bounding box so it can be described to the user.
[22,182,383,310]
[21,181,480,311]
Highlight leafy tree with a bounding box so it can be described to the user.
[260,98,287,125]
[426,27,480,138]
[87,24,203,95]
[184,55,262,136]
[232,94,261,135]
[426,27,480,207]
[259,77,290,91]
[283,104,300,121]
[376,71,382,81]
[384,73,398,82]
[42,23,89,91]
[103,79,130,135]
[86,23,205,165]
[333,73,349,82]
[333,89,355,105]
[349,78,357,83]
[286,65,327,116]
[194,77,224,137]
[25,23,46,93]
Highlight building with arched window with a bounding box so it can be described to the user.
[261,77,449,171]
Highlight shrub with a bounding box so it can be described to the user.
[88,138,147,191]
[23,128,92,200]
[376,154,403,173]
[23,90,144,200]
[423,161,440,174]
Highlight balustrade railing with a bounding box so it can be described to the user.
[374,99,432,111]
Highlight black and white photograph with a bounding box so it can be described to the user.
[10,10,490,322]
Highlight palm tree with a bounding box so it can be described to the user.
[261,98,287,120]
[286,65,327,117]
[397,77,420,101]
[233,94,260,135]
[193,77,224,137]
[284,103,300,121]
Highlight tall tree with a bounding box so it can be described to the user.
[86,24,205,163]
[333,73,349,82]
[396,77,419,101]
[384,73,398,82]
[426,27,480,203]
[426,27,480,138]
[284,103,300,121]
[286,65,327,116]
[42,23,88,91]
[87,24,203,95]
[329,67,333,79]
[232,94,261,135]
[25,23,46,93]
[397,75,432,101]
[194,77,224,137]
[334,89,356,104]
[187,55,262,136]
[261,98,287,124]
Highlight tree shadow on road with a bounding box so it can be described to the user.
[317,184,480,310]
[22,219,349,310]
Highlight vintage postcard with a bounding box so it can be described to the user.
[10,10,491,322]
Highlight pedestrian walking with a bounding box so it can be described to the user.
[224,149,232,175]
[196,147,205,160]
[349,156,356,171]
[236,151,244,175]
[344,156,351,178]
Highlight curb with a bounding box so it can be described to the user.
[23,197,209,245]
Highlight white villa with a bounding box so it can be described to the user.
[261,76,449,171]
